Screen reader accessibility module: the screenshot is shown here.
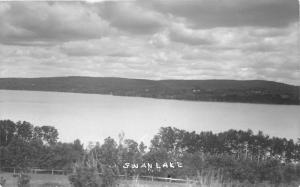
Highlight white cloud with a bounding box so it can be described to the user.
[149,31,170,48]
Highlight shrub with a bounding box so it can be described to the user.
[17,173,31,187]
[101,165,117,187]
[69,166,102,187]
[0,176,6,187]
[68,153,109,187]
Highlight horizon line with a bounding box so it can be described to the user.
[0,75,298,87]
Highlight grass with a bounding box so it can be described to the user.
[0,172,299,187]
[0,173,71,187]
[0,173,190,187]
[119,180,196,187]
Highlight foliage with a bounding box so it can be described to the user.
[68,153,119,187]
[69,167,101,187]
[101,165,117,187]
[68,154,102,187]
[17,173,31,187]
[0,120,84,169]
[0,176,6,186]
[1,120,300,185]
[143,127,300,184]
[150,127,300,163]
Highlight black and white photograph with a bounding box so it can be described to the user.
[0,0,299,186]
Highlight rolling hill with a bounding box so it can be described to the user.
[0,76,299,105]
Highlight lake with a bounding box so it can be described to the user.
[0,90,299,145]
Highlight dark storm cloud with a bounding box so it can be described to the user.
[141,0,298,28]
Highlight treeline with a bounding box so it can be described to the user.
[1,120,300,184]
[150,127,300,162]
[146,127,300,183]
[0,120,84,169]
[0,77,299,105]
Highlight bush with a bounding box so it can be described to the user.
[17,173,31,187]
[69,167,102,187]
[0,176,6,187]
[101,165,117,187]
[68,152,104,187]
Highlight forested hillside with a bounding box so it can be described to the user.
[0,77,299,105]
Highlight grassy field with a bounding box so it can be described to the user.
[1,172,299,187]
[0,173,196,187]
[0,173,70,187]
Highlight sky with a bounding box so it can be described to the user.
[0,0,299,85]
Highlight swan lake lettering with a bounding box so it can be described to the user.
[122,162,183,171]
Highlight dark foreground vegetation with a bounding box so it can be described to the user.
[1,120,300,186]
[0,76,299,105]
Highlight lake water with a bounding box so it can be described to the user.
[0,90,299,145]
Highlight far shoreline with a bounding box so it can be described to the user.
[1,88,299,106]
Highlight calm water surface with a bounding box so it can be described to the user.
[0,90,299,145]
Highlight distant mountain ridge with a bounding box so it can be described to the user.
[0,76,299,105]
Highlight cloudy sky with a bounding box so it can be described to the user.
[0,0,299,85]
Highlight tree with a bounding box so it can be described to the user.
[16,121,33,142]
[69,154,102,187]
[33,126,43,140]
[43,142,84,169]
[285,139,295,162]
[157,127,179,152]
[139,142,147,154]
[41,126,58,145]
[0,120,16,146]
[94,137,118,168]
[5,137,34,167]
